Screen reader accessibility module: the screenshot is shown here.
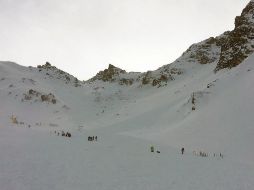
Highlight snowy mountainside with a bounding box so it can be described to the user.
[1,1,254,189]
[0,61,84,129]
[1,51,254,165]
[0,0,253,160]
[1,55,254,190]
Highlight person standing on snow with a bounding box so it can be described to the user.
[181,147,185,154]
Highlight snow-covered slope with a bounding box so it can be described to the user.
[1,1,254,190]
[1,55,254,190]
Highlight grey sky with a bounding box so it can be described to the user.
[0,0,250,80]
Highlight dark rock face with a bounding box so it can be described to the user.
[215,1,254,71]
[141,69,175,87]
[141,71,152,85]
[181,1,254,72]
[90,64,126,82]
[187,37,220,65]
[152,75,168,87]
[22,89,57,104]
[119,78,134,85]
[41,93,56,104]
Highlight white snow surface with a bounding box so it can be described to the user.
[0,53,254,190]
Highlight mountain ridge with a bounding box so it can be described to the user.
[88,0,254,85]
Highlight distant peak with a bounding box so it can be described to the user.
[36,62,82,87]
[108,64,116,69]
[235,0,254,28]
[37,62,54,69]
[89,64,126,82]
[107,64,125,72]
[214,0,254,71]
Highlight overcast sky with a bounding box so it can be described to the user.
[0,0,250,80]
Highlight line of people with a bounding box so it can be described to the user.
[150,146,224,159]
[193,151,224,158]
[88,136,97,141]
[53,130,72,138]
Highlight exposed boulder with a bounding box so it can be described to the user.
[119,78,134,85]
[22,89,57,104]
[41,93,56,104]
[142,71,152,85]
[170,68,183,75]
[152,75,168,87]
[11,115,18,124]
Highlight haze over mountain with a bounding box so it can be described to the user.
[1,1,254,190]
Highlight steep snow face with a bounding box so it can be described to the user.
[119,54,254,166]
[88,53,254,166]
[1,54,254,190]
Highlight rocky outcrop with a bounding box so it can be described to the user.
[185,37,221,65]
[215,1,254,71]
[41,93,56,104]
[140,67,178,87]
[89,64,126,82]
[152,75,168,87]
[37,62,82,87]
[88,62,183,87]
[141,71,153,85]
[22,89,57,104]
[179,1,254,72]
[119,78,134,85]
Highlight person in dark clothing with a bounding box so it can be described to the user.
[150,146,154,153]
[181,147,184,154]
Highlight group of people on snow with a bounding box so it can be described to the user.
[187,148,224,158]
[150,146,160,153]
[150,146,224,159]
[53,130,72,138]
[150,146,183,154]
[193,150,224,158]
[88,136,97,141]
